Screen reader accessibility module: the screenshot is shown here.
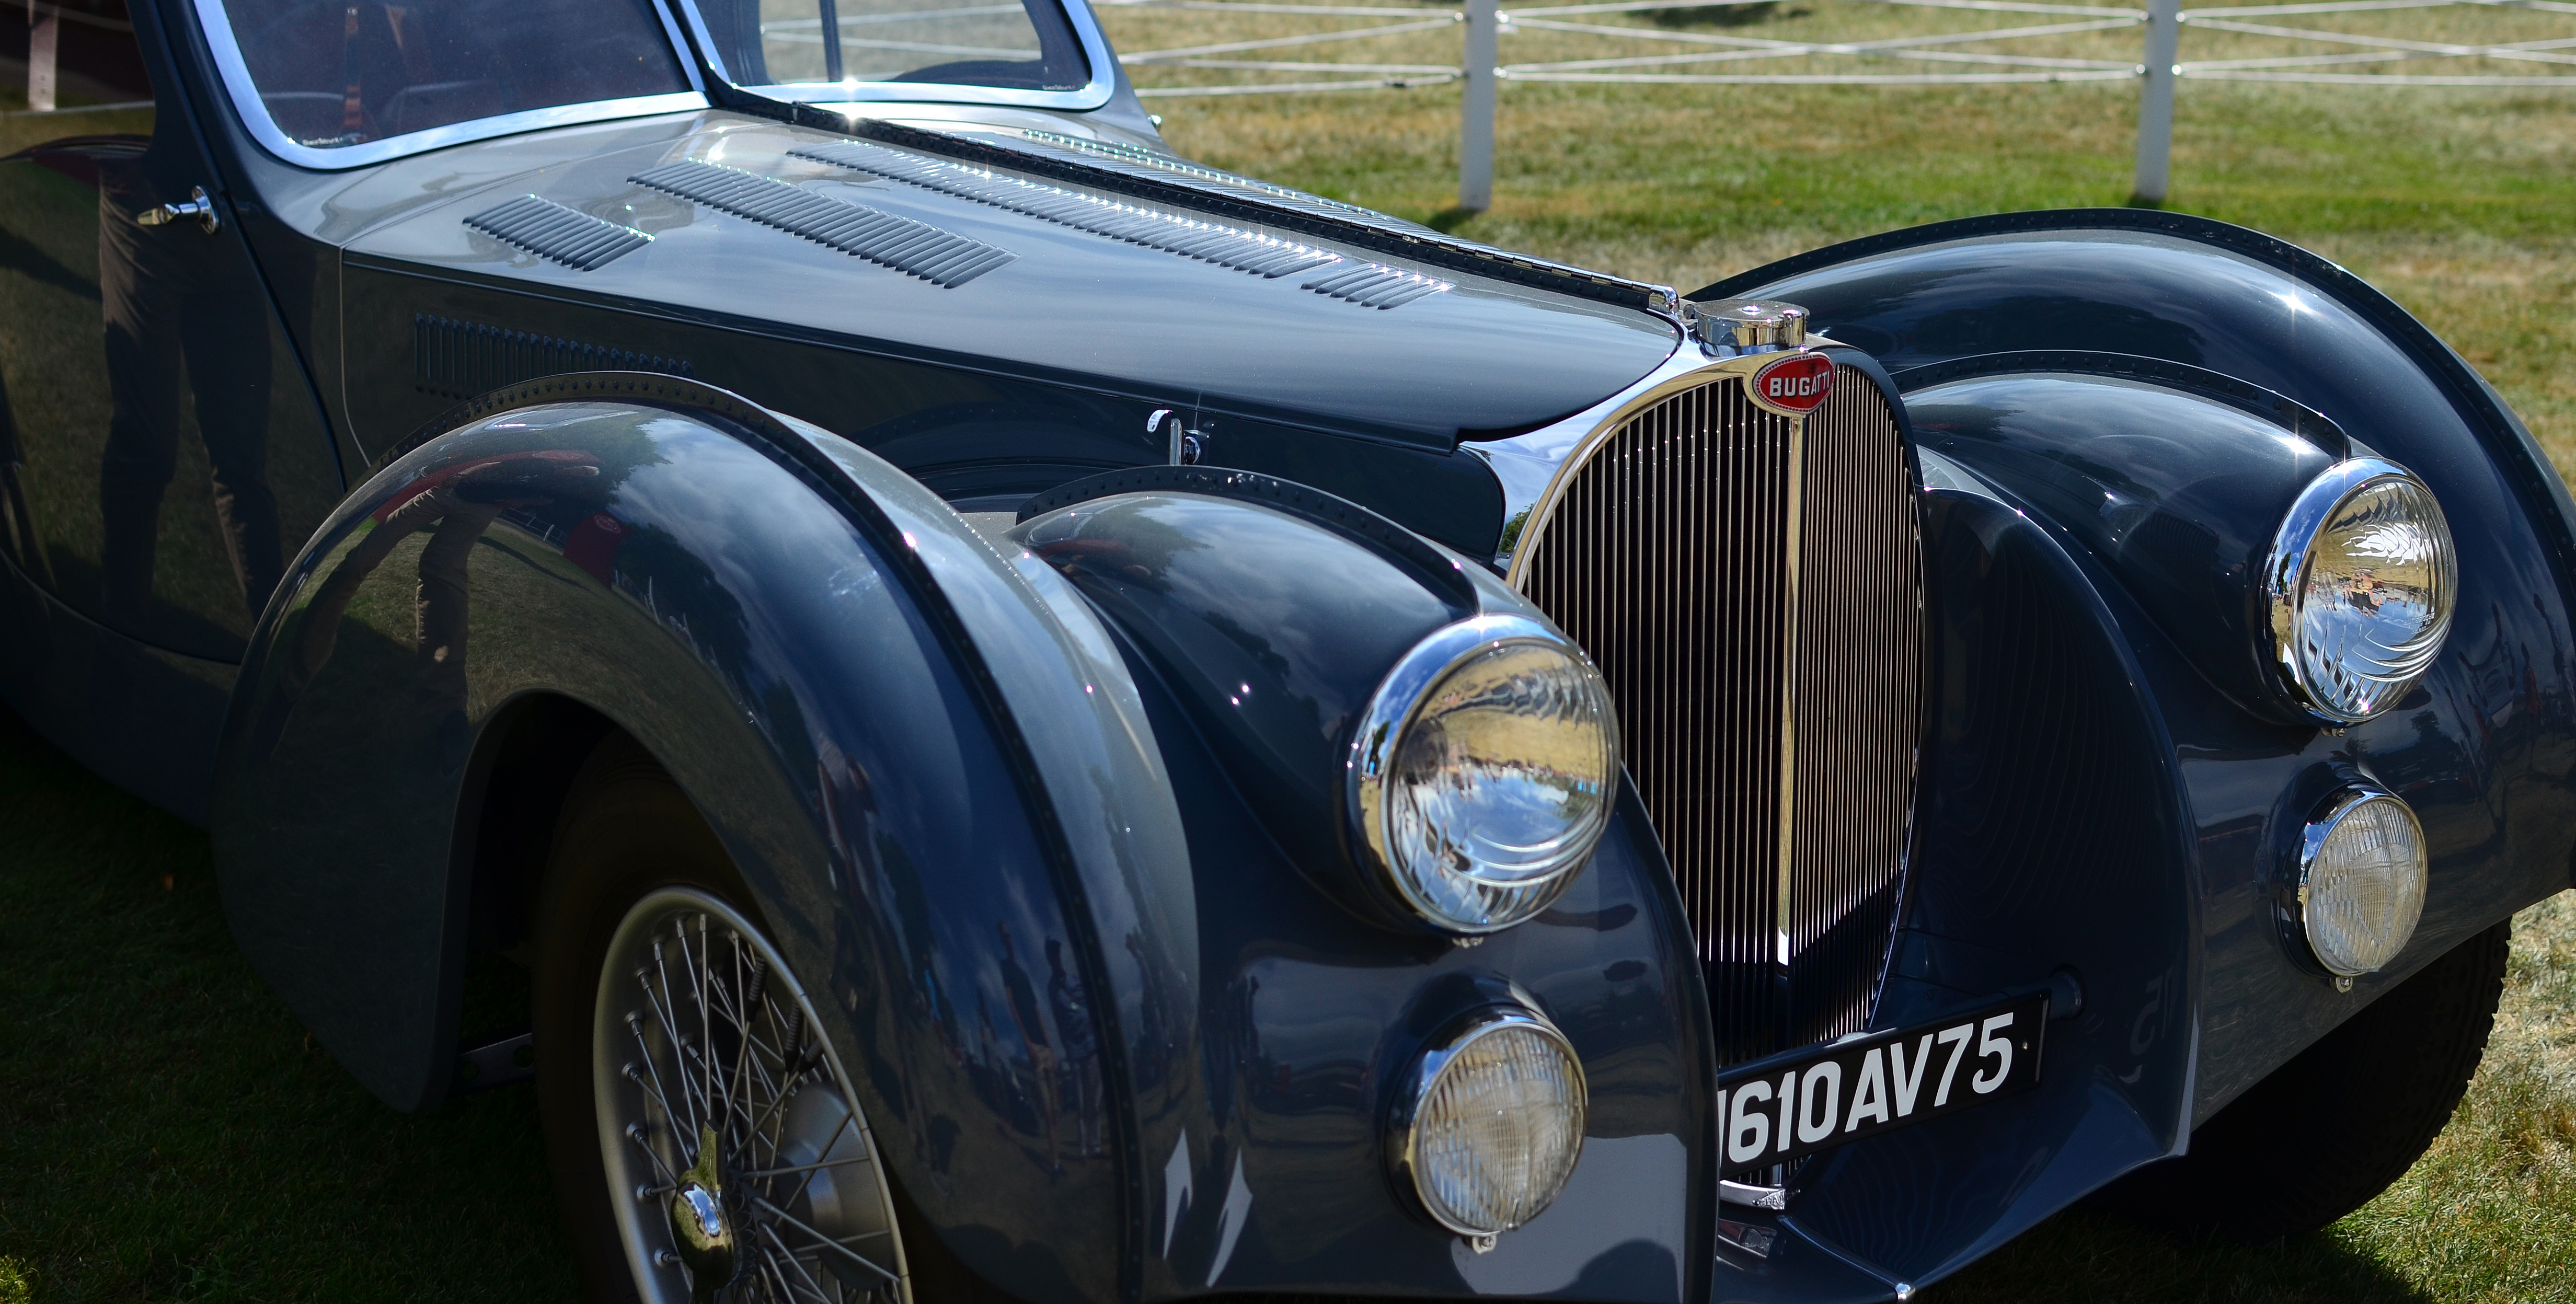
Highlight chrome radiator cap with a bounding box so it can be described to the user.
[1685,297,1809,355]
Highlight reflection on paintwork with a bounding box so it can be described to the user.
[2,73,339,660]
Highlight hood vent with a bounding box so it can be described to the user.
[847,120,1677,315]
[463,195,651,271]
[789,141,1339,281]
[1301,262,1452,310]
[1005,126,1428,235]
[629,159,1015,287]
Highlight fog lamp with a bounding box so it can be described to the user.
[1349,615,1619,934]
[2297,786,2428,978]
[1393,1007,1588,1239]
[2264,458,2456,724]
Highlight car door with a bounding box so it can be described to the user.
[0,0,341,663]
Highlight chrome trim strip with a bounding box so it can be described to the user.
[190,0,711,170]
[1489,347,1834,589]
[671,0,1119,112]
[1716,1178,1789,1211]
[1773,409,1805,971]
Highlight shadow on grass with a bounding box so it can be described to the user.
[0,705,573,1302]
[1427,204,1484,235]
[1932,1207,2434,1303]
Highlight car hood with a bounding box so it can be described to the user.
[333,110,1680,446]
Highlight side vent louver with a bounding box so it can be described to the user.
[998,127,1438,237]
[629,159,1014,287]
[413,315,695,400]
[463,195,651,271]
[789,141,1342,281]
[1301,263,1452,310]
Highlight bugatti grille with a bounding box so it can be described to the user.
[1515,364,1923,1065]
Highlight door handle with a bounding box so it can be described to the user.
[134,186,221,234]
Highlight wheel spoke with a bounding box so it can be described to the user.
[728,938,771,1157]
[649,942,710,1133]
[598,892,903,1304]
[755,1250,803,1304]
[775,1108,858,1214]
[623,1123,682,1185]
[624,1013,689,1133]
[749,1195,897,1284]
[754,1221,845,1301]
[735,1156,871,1180]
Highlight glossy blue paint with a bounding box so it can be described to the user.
[213,379,1135,1299]
[1123,663,1711,1300]
[0,0,2566,1294]
[312,113,1675,454]
[1903,365,2341,721]
[1719,217,2576,1126]
[1011,477,1468,921]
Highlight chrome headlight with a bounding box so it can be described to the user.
[1349,615,1619,934]
[1391,1006,1588,1240]
[2295,785,2428,978]
[2264,457,2456,724]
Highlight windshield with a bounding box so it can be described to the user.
[686,0,1090,92]
[212,0,691,149]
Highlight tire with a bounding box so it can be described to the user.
[2090,919,2510,1241]
[535,735,913,1303]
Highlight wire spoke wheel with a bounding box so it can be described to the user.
[593,887,910,1304]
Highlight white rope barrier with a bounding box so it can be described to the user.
[1503,66,2141,75]
[1101,0,2576,205]
[1119,16,1464,60]
[1504,13,2142,48]
[1133,74,1464,90]
[2187,16,2576,60]
[2187,66,2576,74]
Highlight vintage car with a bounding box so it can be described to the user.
[3,0,2566,1297]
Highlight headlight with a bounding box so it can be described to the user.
[1348,615,1619,934]
[2264,457,2456,724]
[1391,1006,1588,1240]
[2296,786,2428,978]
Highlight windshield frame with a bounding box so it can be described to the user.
[193,0,714,170]
[192,0,1120,171]
[669,0,1117,112]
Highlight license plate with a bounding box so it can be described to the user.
[1716,992,2049,1171]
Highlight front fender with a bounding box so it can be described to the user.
[210,373,1193,1304]
[1713,212,2576,1123]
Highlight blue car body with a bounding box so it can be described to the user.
[1,0,2567,1298]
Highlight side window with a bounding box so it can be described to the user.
[3,0,342,660]
[207,0,692,151]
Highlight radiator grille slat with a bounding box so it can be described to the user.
[1517,364,1921,1066]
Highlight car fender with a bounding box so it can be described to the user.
[210,373,1191,1303]
[1712,214,2576,1121]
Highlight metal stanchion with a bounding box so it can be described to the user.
[1459,0,1498,213]
[28,0,61,113]
[2132,0,2180,204]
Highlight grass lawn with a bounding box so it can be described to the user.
[9,18,2576,1298]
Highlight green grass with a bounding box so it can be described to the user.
[9,41,2576,1300]
[1129,73,2576,481]
[0,707,575,1300]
